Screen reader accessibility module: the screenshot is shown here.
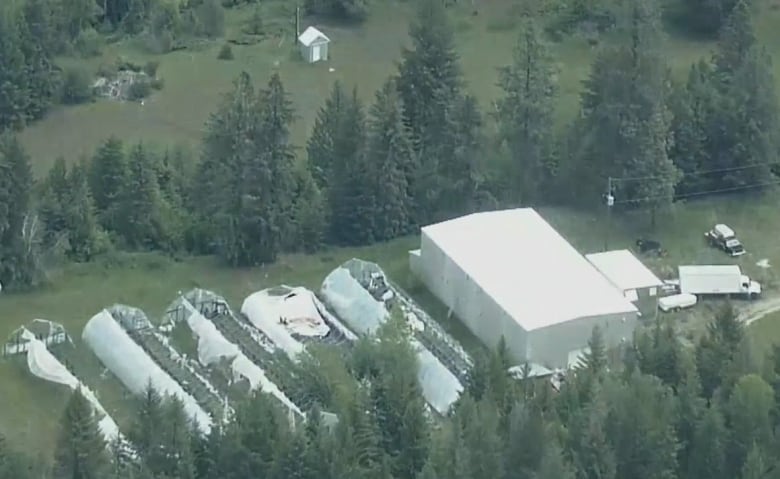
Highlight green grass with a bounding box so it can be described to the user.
[5,194,780,452]
[8,0,780,456]
[20,0,777,173]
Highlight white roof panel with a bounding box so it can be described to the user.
[298,26,329,46]
[586,249,663,292]
[421,209,637,331]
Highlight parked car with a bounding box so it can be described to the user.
[704,224,745,257]
[658,293,698,312]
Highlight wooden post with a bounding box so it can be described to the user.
[295,6,300,38]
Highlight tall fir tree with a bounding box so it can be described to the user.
[306,81,364,191]
[39,157,71,245]
[396,0,463,221]
[117,142,169,250]
[0,11,29,130]
[687,404,727,479]
[0,133,37,288]
[53,388,110,479]
[89,136,128,233]
[363,79,416,242]
[496,17,558,205]
[573,0,678,216]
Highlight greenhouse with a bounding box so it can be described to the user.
[82,309,214,434]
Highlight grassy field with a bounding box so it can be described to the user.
[4,193,780,452]
[17,0,766,173]
[7,0,780,457]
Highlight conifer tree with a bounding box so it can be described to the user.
[39,157,71,245]
[396,0,464,221]
[687,404,727,479]
[496,17,557,204]
[117,142,169,250]
[0,133,37,288]
[53,388,110,479]
[0,13,30,130]
[363,79,416,241]
[574,0,678,215]
[89,136,128,232]
[307,81,364,191]
[65,160,99,261]
[18,7,58,122]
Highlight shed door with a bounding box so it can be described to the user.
[312,45,321,62]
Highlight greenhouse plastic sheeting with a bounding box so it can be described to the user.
[320,267,389,335]
[320,267,462,414]
[21,329,122,443]
[241,288,329,360]
[414,340,463,414]
[179,299,304,417]
[82,309,213,434]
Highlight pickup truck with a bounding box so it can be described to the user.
[705,224,745,257]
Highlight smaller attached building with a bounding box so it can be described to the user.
[298,26,330,63]
[586,249,664,319]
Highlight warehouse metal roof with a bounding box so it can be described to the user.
[586,249,664,292]
[420,208,637,331]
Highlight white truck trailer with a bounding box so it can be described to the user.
[678,265,761,298]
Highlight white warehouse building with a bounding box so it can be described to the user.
[409,208,639,369]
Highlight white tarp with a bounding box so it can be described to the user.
[413,340,463,414]
[20,329,123,445]
[241,286,344,360]
[179,299,304,417]
[320,267,462,415]
[82,310,213,434]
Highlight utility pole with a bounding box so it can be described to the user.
[604,176,614,252]
[295,6,300,38]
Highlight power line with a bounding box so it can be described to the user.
[612,160,780,183]
[613,178,780,205]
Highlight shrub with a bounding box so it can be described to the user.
[217,44,234,60]
[143,60,160,78]
[74,27,103,57]
[60,66,94,105]
[150,77,165,90]
[128,78,152,101]
[196,0,226,38]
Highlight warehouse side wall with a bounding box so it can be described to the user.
[527,310,639,368]
[416,233,528,360]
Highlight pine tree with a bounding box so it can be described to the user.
[567,388,617,479]
[496,17,557,204]
[696,303,744,398]
[396,0,463,221]
[53,388,110,479]
[89,136,128,232]
[0,12,30,130]
[18,6,58,122]
[669,60,719,195]
[306,81,364,191]
[727,374,774,474]
[603,374,679,479]
[505,403,546,479]
[39,157,71,245]
[444,94,485,215]
[363,79,415,242]
[574,0,678,213]
[0,133,37,289]
[65,160,100,261]
[158,396,196,479]
[687,404,727,479]
[535,440,576,479]
[117,142,169,250]
[739,444,771,479]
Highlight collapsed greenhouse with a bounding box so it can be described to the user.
[164,293,304,419]
[82,307,215,434]
[241,285,357,360]
[3,321,131,450]
[321,258,470,414]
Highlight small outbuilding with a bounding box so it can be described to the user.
[298,26,330,63]
[586,249,664,319]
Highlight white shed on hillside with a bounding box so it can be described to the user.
[298,26,330,63]
[410,208,639,369]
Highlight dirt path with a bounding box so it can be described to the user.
[737,295,780,326]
